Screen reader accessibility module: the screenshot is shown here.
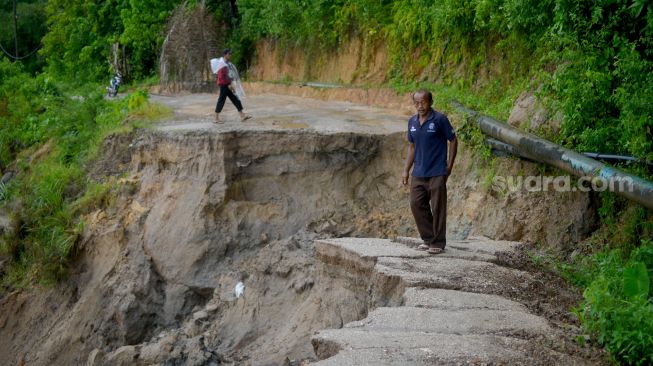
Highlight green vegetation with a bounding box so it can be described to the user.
[554,236,653,365]
[541,238,653,365]
[0,0,47,73]
[0,59,170,287]
[37,0,237,81]
[237,0,653,164]
[41,0,177,80]
[538,198,653,365]
[1,0,652,363]
[579,243,653,365]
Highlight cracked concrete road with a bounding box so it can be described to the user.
[312,237,597,365]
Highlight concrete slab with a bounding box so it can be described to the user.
[317,238,428,260]
[319,237,503,264]
[465,236,522,251]
[343,307,550,336]
[312,330,583,366]
[402,288,528,312]
[395,236,520,257]
[313,348,429,366]
[375,256,533,295]
[434,246,497,262]
[310,236,589,365]
[311,348,437,366]
[315,238,430,273]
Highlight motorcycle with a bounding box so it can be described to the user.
[106,74,122,97]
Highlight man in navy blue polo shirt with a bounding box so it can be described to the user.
[401,89,458,254]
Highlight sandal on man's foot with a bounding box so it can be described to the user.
[417,244,429,251]
[427,247,444,255]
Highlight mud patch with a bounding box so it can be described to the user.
[272,120,310,129]
[495,244,608,363]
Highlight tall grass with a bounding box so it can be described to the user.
[0,59,170,288]
[568,240,653,365]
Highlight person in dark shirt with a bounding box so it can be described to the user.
[214,48,251,123]
[401,89,458,254]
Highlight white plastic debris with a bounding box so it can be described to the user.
[234,281,245,298]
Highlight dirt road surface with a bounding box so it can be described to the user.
[151,93,408,135]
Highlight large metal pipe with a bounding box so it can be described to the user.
[452,101,653,210]
[485,138,525,158]
[485,139,653,172]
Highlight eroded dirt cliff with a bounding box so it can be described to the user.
[0,92,600,365]
[0,124,413,365]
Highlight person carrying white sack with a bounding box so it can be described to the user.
[211,48,251,123]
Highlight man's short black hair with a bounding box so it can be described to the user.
[413,89,433,103]
[223,48,232,56]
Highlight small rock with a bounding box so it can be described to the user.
[292,279,314,293]
[236,160,251,167]
[184,322,201,338]
[193,310,209,321]
[205,303,219,312]
[105,346,139,366]
[139,343,164,363]
[1,171,13,184]
[86,348,106,366]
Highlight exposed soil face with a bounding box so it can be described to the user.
[0,92,602,365]
[247,37,532,99]
[0,118,412,365]
[249,38,389,85]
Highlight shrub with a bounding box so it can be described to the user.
[580,242,653,365]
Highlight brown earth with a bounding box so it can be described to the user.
[249,38,389,85]
[246,36,533,96]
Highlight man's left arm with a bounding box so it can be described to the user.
[447,136,458,181]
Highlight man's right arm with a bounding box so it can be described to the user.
[402,143,415,186]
